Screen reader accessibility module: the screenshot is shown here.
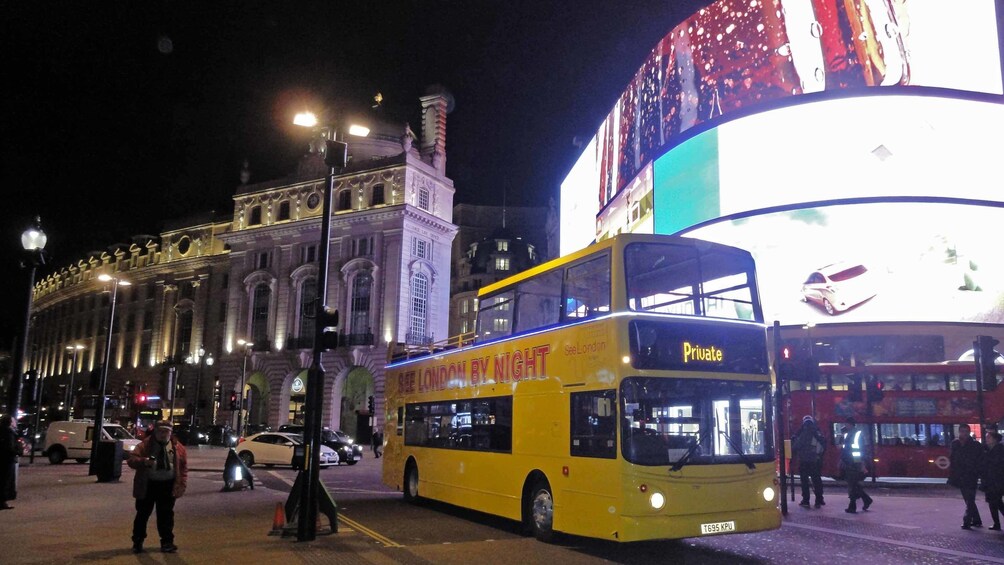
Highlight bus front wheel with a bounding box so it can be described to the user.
[404,462,420,503]
[526,479,554,542]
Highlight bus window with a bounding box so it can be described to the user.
[620,377,772,466]
[514,270,562,334]
[404,397,513,452]
[914,374,947,391]
[564,256,610,320]
[570,390,617,458]
[476,291,514,343]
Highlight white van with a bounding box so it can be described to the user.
[42,420,141,464]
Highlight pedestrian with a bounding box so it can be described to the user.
[982,430,1004,531]
[792,415,826,508]
[127,420,188,553]
[840,417,872,513]
[373,431,383,458]
[0,415,19,510]
[948,423,984,529]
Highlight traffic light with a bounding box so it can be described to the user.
[847,376,863,402]
[135,393,148,408]
[214,384,223,404]
[777,346,796,381]
[866,376,884,402]
[367,395,375,414]
[975,335,1000,391]
[318,307,340,351]
[229,392,239,411]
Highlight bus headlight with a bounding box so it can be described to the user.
[650,491,666,510]
[762,487,776,502]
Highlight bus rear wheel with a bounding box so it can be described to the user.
[404,462,420,503]
[526,479,554,542]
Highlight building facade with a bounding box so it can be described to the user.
[23,92,456,441]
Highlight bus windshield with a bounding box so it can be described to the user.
[625,242,759,322]
[620,377,772,467]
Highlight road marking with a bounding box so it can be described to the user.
[883,523,920,529]
[269,470,295,486]
[339,513,403,548]
[786,522,1004,563]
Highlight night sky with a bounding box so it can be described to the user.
[1,0,703,347]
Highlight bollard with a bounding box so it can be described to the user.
[222,448,254,492]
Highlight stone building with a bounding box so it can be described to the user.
[24,91,456,441]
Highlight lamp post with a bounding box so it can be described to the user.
[191,345,213,427]
[88,273,130,477]
[293,110,368,541]
[236,339,253,438]
[11,216,47,422]
[65,344,85,419]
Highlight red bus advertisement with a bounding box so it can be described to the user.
[783,362,1002,479]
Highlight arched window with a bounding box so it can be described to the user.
[371,184,385,206]
[409,273,429,344]
[350,273,372,336]
[249,206,262,225]
[176,309,193,356]
[251,284,271,346]
[298,277,317,346]
[336,189,351,211]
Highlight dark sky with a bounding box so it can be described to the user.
[1,0,703,347]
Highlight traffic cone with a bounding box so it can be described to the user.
[269,502,285,535]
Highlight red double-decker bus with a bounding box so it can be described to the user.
[783,362,1003,479]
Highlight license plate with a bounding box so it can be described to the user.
[353,454,361,461]
[700,521,736,535]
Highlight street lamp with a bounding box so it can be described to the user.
[292,109,368,541]
[235,339,253,438]
[10,216,47,422]
[65,344,85,419]
[191,345,214,427]
[88,273,130,477]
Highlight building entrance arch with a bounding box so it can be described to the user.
[339,367,374,443]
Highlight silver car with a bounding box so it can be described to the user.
[801,263,876,315]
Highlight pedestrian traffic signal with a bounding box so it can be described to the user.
[229,392,239,411]
[866,376,884,402]
[777,346,796,380]
[135,393,148,407]
[975,335,1000,391]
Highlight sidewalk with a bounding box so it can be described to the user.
[1,448,386,564]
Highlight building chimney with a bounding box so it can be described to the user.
[420,85,453,175]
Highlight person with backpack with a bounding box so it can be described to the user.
[792,414,827,508]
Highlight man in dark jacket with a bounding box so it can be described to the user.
[127,420,189,553]
[792,415,826,508]
[949,423,984,529]
[983,430,1004,531]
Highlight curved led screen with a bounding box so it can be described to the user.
[683,201,1004,325]
[560,0,1003,255]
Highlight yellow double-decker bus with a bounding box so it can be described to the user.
[383,233,780,542]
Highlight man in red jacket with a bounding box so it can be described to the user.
[127,420,188,553]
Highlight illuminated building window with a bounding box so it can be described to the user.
[418,188,430,211]
[497,240,508,251]
[495,257,510,271]
[409,273,429,343]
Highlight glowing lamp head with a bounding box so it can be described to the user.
[293,111,318,128]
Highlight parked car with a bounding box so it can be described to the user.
[173,424,209,446]
[279,424,363,465]
[42,420,141,464]
[236,432,338,468]
[243,423,272,436]
[801,263,877,315]
[207,424,238,447]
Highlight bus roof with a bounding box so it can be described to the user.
[477,233,753,298]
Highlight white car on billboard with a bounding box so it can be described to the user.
[801,263,877,315]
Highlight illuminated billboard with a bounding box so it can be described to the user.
[684,201,1004,325]
[560,0,1003,255]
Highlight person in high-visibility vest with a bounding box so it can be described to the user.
[840,417,873,513]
